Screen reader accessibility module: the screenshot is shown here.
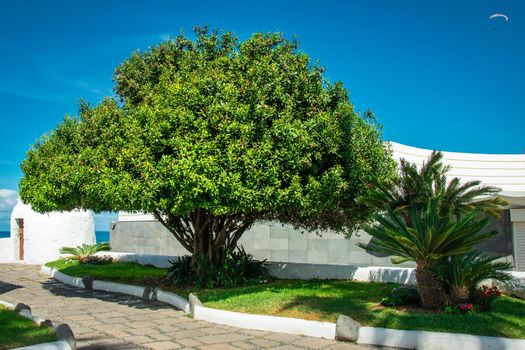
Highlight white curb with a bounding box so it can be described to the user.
[53,271,84,289]
[193,304,336,339]
[92,280,145,298]
[13,340,72,350]
[357,327,525,350]
[156,289,190,314]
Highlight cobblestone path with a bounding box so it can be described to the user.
[0,264,381,350]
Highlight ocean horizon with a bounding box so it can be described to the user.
[0,230,110,243]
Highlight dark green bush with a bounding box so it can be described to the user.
[381,284,420,307]
[167,246,270,288]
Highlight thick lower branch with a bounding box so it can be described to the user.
[153,209,255,266]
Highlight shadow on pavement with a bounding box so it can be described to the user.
[40,278,177,312]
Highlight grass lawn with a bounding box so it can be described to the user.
[0,306,56,350]
[180,280,525,339]
[46,259,167,285]
[46,259,525,339]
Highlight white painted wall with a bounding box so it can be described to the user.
[0,237,14,263]
[8,200,96,264]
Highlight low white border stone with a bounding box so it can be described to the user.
[193,304,336,339]
[357,326,525,350]
[13,340,72,350]
[53,271,84,289]
[156,289,190,314]
[92,280,145,298]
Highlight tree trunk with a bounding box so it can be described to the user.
[450,285,470,304]
[415,267,446,308]
[152,209,254,276]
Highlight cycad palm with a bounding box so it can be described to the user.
[360,151,505,308]
[59,243,111,261]
[437,250,512,303]
[360,201,498,307]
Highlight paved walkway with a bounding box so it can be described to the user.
[0,264,377,350]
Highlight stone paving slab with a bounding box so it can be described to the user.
[0,264,383,350]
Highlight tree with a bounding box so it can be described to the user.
[359,151,505,308]
[360,202,498,308]
[20,27,396,275]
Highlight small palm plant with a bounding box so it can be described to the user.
[360,201,498,308]
[437,250,512,303]
[59,243,111,263]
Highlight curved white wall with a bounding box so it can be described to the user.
[9,200,96,264]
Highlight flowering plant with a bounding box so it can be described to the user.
[472,286,502,311]
[444,303,477,315]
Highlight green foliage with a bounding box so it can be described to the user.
[360,201,497,269]
[59,243,111,263]
[0,306,57,349]
[19,27,395,236]
[436,251,512,298]
[361,151,505,219]
[167,247,269,288]
[443,303,477,315]
[45,258,166,285]
[360,151,506,308]
[472,286,504,311]
[380,284,420,307]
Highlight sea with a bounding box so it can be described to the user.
[0,230,110,243]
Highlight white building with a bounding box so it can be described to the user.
[0,200,96,264]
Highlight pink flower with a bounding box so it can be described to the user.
[467,303,473,310]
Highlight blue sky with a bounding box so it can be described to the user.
[0,0,523,230]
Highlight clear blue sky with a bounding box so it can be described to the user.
[0,0,523,230]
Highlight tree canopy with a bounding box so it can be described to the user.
[20,27,395,269]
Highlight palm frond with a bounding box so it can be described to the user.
[59,242,111,259]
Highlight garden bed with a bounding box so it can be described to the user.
[0,305,57,349]
[46,259,525,339]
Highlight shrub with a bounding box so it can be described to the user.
[168,246,269,288]
[444,303,477,315]
[78,255,113,265]
[381,285,420,307]
[167,255,194,286]
[471,286,502,312]
[59,243,111,263]
[443,286,503,315]
[436,250,512,303]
